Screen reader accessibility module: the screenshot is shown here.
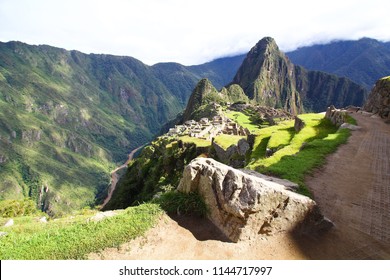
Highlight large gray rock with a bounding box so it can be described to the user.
[178,158,332,242]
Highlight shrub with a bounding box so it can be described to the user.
[154,191,208,217]
[0,199,41,217]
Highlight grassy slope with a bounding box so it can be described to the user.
[235,113,352,196]
[0,203,162,260]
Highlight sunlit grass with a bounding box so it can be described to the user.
[225,110,262,134]
[213,134,245,149]
[178,136,211,147]
[247,113,351,196]
[0,203,162,260]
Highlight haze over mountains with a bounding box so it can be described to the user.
[0,37,387,215]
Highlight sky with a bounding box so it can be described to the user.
[1,0,389,65]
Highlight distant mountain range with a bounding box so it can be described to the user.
[0,37,386,215]
[286,38,390,89]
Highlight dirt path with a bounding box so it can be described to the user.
[91,112,390,259]
[296,112,390,259]
[101,145,144,209]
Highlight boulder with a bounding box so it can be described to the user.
[294,116,305,132]
[178,158,332,242]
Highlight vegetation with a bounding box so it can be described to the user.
[103,136,207,210]
[225,110,262,134]
[0,41,195,215]
[247,114,351,195]
[0,203,162,260]
[0,199,43,218]
[154,191,208,217]
[213,134,245,150]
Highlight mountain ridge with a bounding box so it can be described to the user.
[287,37,390,89]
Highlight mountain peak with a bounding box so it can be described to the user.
[182,78,219,121]
[231,37,302,114]
[250,37,278,53]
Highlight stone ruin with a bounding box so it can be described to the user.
[325,105,348,127]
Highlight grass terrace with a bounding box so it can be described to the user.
[246,113,351,195]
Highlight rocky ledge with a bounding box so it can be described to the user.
[178,158,332,242]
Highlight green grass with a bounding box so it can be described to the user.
[0,203,162,259]
[155,191,208,217]
[225,110,262,134]
[247,113,351,195]
[213,134,245,149]
[178,136,211,147]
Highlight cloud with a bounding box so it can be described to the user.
[0,0,389,65]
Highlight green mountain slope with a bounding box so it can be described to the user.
[0,42,186,215]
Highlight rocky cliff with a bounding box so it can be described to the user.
[178,158,332,242]
[363,76,390,119]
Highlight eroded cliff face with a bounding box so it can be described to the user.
[178,158,332,242]
[363,76,390,119]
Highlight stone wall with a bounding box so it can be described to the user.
[363,76,390,119]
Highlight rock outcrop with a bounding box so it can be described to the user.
[178,158,332,242]
[363,76,390,119]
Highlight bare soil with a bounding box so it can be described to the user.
[90,112,390,260]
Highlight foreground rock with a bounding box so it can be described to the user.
[178,158,332,242]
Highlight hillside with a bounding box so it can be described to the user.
[0,41,249,215]
[287,38,390,89]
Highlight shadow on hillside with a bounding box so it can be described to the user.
[169,214,232,243]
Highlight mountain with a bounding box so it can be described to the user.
[0,41,246,215]
[0,41,191,215]
[287,38,390,89]
[231,37,368,113]
[232,37,303,114]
